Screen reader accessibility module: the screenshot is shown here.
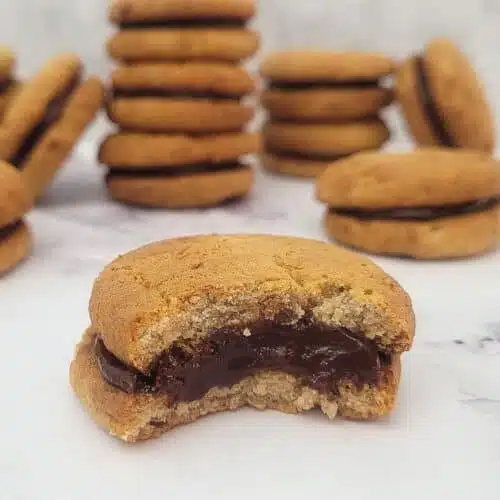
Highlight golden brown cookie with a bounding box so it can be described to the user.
[262,86,393,121]
[110,0,256,24]
[0,162,33,275]
[264,119,390,157]
[108,97,253,133]
[0,54,105,200]
[70,234,414,441]
[396,38,495,152]
[111,62,255,97]
[0,47,14,83]
[0,81,21,119]
[317,149,500,259]
[107,28,260,63]
[106,163,254,208]
[260,51,395,83]
[261,153,334,178]
[100,132,260,168]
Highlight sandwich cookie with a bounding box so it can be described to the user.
[70,234,415,442]
[0,47,19,119]
[0,161,34,275]
[263,119,390,177]
[107,0,259,63]
[261,51,394,121]
[317,149,500,259]
[397,38,495,152]
[0,54,105,200]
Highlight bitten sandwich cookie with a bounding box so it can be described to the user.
[0,47,20,119]
[0,54,105,200]
[0,161,33,275]
[397,38,495,152]
[261,51,394,121]
[317,149,500,259]
[107,0,259,62]
[70,234,415,442]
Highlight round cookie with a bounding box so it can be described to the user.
[324,209,498,260]
[262,86,393,121]
[107,29,259,63]
[260,51,395,83]
[111,62,255,97]
[100,132,260,168]
[261,153,334,178]
[108,98,253,133]
[264,119,390,157]
[0,220,32,275]
[106,166,254,208]
[396,38,495,152]
[109,0,256,24]
[317,149,500,259]
[0,54,105,200]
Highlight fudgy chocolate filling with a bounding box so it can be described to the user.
[415,56,454,147]
[106,162,246,181]
[95,317,389,402]
[269,80,379,91]
[112,88,239,100]
[119,19,247,29]
[0,220,22,241]
[11,74,81,168]
[0,78,14,93]
[331,197,500,221]
[268,149,350,162]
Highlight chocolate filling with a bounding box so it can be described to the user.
[119,19,247,29]
[331,197,500,221]
[11,74,80,168]
[415,56,454,147]
[0,220,22,241]
[0,78,14,93]
[106,162,246,181]
[112,88,239,100]
[95,317,390,402]
[269,80,379,91]
[268,149,350,162]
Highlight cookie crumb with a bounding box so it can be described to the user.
[243,328,252,337]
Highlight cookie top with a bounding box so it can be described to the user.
[260,51,395,83]
[0,161,33,227]
[89,234,414,371]
[317,149,500,209]
[111,62,255,96]
[0,54,82,161]
[110,0,256,24]
[0,47,14,81]
[420,38,495,151]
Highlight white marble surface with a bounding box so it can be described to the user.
[1,1,500,498]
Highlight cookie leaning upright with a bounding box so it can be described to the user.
[70,234,415,442]
[396,38,495,152]
[102,0,260,208]
[0,161,34,275]
[0,47,21,120]
[0,54,105,200]
[260,51,394,178]
[317,149,500,259]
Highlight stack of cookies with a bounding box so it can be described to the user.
[0,47,20,120]
[100,0,260,209]
[260,51,394,178]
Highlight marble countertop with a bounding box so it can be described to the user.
[1,116,499,499]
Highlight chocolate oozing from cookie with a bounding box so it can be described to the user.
[0,220,22,241]
[331,197,500,221]
[112,88,240,100]
[118,19,247,29]
[106,162,248,180]
[269,80,380,91]
[415,56,454,147]
[96,316,390,401]
[11,74,81,168]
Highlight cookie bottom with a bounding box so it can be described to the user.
[106,166,254,208]
[0,220,32,275]
[324,208,499,259]
[70,329,401,442]
[262,153,336,178]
